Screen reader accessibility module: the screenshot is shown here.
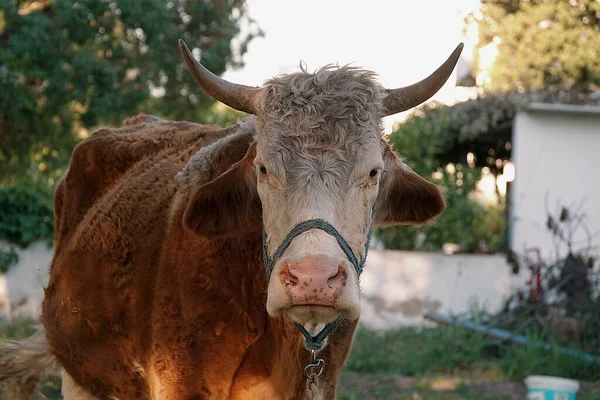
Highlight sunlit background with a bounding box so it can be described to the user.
[1,0,600,398]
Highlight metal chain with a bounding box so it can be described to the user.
[303,350,325,379]
[303,350,325,400]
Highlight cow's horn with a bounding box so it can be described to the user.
[178,39,259,114]
[382,43,464,116]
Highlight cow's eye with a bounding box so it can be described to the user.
[369,169,379,178]
[259,166,268,175]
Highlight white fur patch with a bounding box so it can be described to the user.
[61,369,100,400]
[304,322,326,336]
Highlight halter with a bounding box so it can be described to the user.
[262,210,374,351]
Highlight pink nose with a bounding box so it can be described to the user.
[279,255,347,306]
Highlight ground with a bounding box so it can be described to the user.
[338,371,600,399]
[1,318,599,399]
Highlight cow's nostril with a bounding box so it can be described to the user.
[280,262,299,286]
[326,264,346,288]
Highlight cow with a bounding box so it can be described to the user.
[0,40,462,399]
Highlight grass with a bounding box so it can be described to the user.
[338,326,600,399]
[1,319,599,399]
[0,317,38,341]
[345,325,600,380]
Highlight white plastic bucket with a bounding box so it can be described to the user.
[525,375,579,400]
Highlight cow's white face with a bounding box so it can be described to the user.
[256,128,384,329]
[178,39,462,338]
[247,66,394,331]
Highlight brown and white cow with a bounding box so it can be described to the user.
[0,40,462,399]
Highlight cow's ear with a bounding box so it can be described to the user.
[183,144,261,237]
[375,142,445,226]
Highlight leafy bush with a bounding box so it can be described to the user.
[0,183,53,246]
[0,247,18,274]
[0,0,262,184]
[379,108,507,252]
[0,182,54,272]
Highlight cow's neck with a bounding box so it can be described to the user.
[210,234,316,396]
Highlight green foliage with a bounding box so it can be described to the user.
[378,108,507,252]
[0,0,262,184]
[0,182,53,247]
[495,329,600,380]
[345,324,600,382]
[0,182,54,272]
[0,247,17,274]
[471,0,600,91]
[344,299,600,383]
[0,317,38,340]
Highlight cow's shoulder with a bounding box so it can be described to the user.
[52,114,229,256]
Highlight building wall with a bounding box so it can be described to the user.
[0,243,524,330]
[360,251,525,330]
[0,241,52,319]
[511,109,600,260]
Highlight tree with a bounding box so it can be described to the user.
[470,0,600,92]
[0,0,261,184]
[377,109,507,253]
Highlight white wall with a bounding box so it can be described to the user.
[511,108,600,261]
[0,243,524,330]
[360,251,524,330]
[0,241,51,319]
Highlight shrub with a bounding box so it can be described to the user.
[379,107,506,252]
[0,182,54,272]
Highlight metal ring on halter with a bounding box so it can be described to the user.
[303,350,325,379]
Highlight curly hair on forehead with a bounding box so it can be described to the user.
[256,63,387,129]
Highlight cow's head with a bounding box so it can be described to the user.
[179,40,462,334]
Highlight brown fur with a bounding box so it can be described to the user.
[183,143,261,238]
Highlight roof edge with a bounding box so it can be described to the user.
[524,102,600,116]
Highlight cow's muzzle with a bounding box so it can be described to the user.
[263,217,373,351]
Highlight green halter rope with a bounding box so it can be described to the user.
[263,211,374,351]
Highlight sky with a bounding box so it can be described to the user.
[223,0,481,131]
